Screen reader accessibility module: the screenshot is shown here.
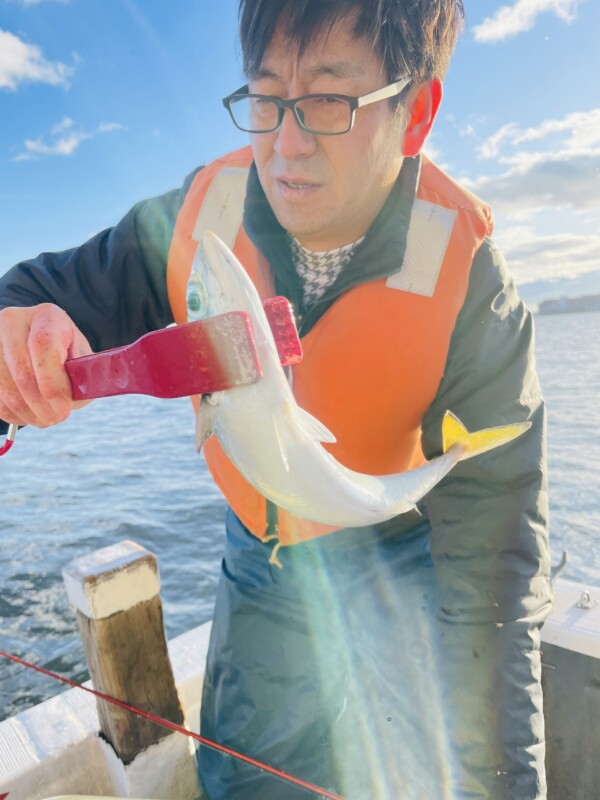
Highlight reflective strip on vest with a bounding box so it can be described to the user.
[166,146,493,546]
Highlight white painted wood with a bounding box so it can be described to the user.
[62,541,160,620]
[0,623,210,800]
[541,578,600,659]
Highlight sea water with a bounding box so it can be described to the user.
[0,310,599,720]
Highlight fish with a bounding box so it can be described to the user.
[187,231,530,562]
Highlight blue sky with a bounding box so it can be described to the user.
[1,0,599,305]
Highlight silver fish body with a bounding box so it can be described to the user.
[187,232,529,529]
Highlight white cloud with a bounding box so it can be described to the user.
[12,119,126,162]
[0,29,74,90]
[466,108,600,217]
[17,131,91,159]
[473,0,581,44]
[478,109,600,158]
[494,224,600,285]
[459,107,600,286]
[97,122,127,134]
[478,123,520,159]
[464,150,600,216]
[51,116,75,135]
[422,135,442,163]
[513,109,600,150]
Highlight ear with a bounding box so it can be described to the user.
[402,78,443,157]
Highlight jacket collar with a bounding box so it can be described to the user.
[243,155,421,335]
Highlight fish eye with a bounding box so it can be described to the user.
[186,273,209,320]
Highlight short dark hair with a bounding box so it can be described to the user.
[238,0,465,83]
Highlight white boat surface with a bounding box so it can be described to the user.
[1,578,599,800]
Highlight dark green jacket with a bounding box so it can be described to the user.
[0,154,551,798]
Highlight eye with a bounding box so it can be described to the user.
[186,273,208,320]
[315,95,344,105]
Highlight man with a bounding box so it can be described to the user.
[0,1,551,798]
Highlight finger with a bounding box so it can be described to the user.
[0,304,93,427]
[27,306,79,422]
[0,313,55,427]
[0,373,29,427]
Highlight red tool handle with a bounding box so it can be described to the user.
[66,297,302,401]
[66,311,260,400]
[264,296,303,366]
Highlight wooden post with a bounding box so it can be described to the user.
[63,540,186,765]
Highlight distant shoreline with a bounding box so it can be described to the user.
[536,294,600,316]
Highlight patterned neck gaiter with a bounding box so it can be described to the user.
[289,234,365,308]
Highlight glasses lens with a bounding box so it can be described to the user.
[228,96,280,132]
[295,96,352,134]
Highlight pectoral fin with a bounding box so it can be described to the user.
[284,402,337,444]
[270,401,335,472]
[195,395,216,452]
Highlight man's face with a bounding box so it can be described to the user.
[249,15,407,251]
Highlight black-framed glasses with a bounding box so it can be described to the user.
[222,77,411,136]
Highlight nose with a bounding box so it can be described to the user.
[273,107,317,160]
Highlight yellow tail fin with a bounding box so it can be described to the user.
[442,410,531,461]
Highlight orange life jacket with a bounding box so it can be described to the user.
[166,146,493,547]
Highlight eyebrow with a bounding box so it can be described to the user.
[251,61,367,82]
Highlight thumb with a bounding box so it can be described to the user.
[67,324,93,360]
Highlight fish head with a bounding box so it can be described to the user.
[186,231,261,324]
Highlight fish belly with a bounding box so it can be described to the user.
[214,406,392,526]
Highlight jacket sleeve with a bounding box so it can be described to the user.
[0,168,202,352]
[0,170,202,438]
[420,238,552,799]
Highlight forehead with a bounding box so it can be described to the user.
[253,14,385,82]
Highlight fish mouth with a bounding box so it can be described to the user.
[198,232,230,284]
[192,233,231,306]
[200,230,227,257]
[196,231,251,315]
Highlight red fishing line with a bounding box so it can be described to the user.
[0,650,344,800]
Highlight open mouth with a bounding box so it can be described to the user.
[282,180,314,188]
[278,178,320,193]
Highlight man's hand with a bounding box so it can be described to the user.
[0,304,93,428]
